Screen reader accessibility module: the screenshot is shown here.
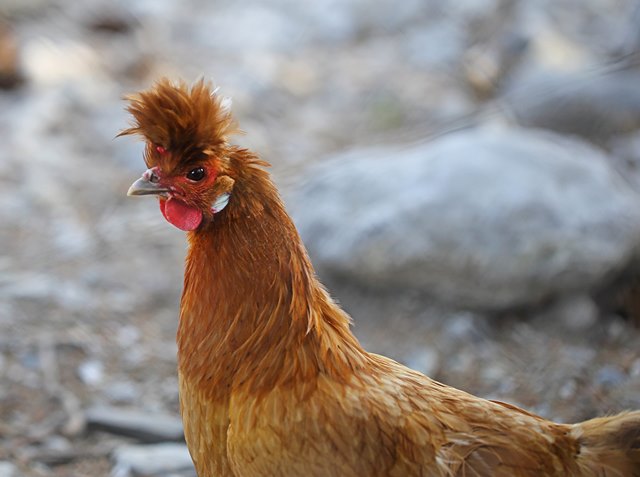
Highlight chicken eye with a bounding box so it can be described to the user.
[187,167,206,182]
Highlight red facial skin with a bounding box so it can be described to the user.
[153,162,219,232]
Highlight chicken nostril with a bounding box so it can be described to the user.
[143,167,162,183]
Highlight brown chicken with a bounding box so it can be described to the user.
[122,78,640,477]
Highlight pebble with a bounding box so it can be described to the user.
[116,326,141,348]
[105,381,140,405]
[0,462,19,477]
[549,295,599,331]
[86,406,184,443]
[77,359,104,386]
[112,443,194,477]
[21,38,105,88]
[480,361,505,381]
[595,365,628,389]
[558,379,578,400]
[443,313,480,341]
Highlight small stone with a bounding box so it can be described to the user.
[481,363,506,383]
[630,359,640,378]
[559,379,577,400]
[0,461,20,477]
[22,38,104,88]
[443,313,478,341]
[553,295,599,331]
[78,359,104,386]
[116,325,140,348]
[105,381,140,404]
[608,320,627,340]
[86,406,184,443]
[112,443,194,476]
[595,365,627,389]
[42,435,71,452]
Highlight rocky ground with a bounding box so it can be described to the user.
[1,0,640,476]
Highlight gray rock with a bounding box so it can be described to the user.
[105,381,140,405]
[77,359,104,386]
[595,365,628,389]
[630,358,640,378]
[188,5,300,53]
[537,294,599,331]
[558,379,578,400]
[291,127,640,309]
[0,0,50,16]
[352,0,432,34]
[112,443,194,477]
[503,70,640,145]
[86,406,184,443]
[0,462,19,477]
[21,38,106,89]
[403,22,464,68]
[442,312,484,342]
[610,131,640,192]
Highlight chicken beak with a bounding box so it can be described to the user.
[127,169,170,197]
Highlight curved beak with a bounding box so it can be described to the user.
[127,169,170,197]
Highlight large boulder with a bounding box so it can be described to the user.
[289,127,640,309]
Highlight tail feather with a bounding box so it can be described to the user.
[572,411,640,476]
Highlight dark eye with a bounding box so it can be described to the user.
[186,167,205,182]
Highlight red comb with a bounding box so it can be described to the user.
[156,145,167,154]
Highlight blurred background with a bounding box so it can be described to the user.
[1,0,640,475]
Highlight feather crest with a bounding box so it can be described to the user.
[118,78,240,165]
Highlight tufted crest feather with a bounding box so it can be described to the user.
[118,78,239,165]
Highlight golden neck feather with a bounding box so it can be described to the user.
[177,160,367,399]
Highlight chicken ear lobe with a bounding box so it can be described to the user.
[210,176,235,214]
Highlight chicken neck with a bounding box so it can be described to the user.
[176,159,368,399]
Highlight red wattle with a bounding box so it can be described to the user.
[159,197,203,231]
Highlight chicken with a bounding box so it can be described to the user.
[122,78,640,477]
